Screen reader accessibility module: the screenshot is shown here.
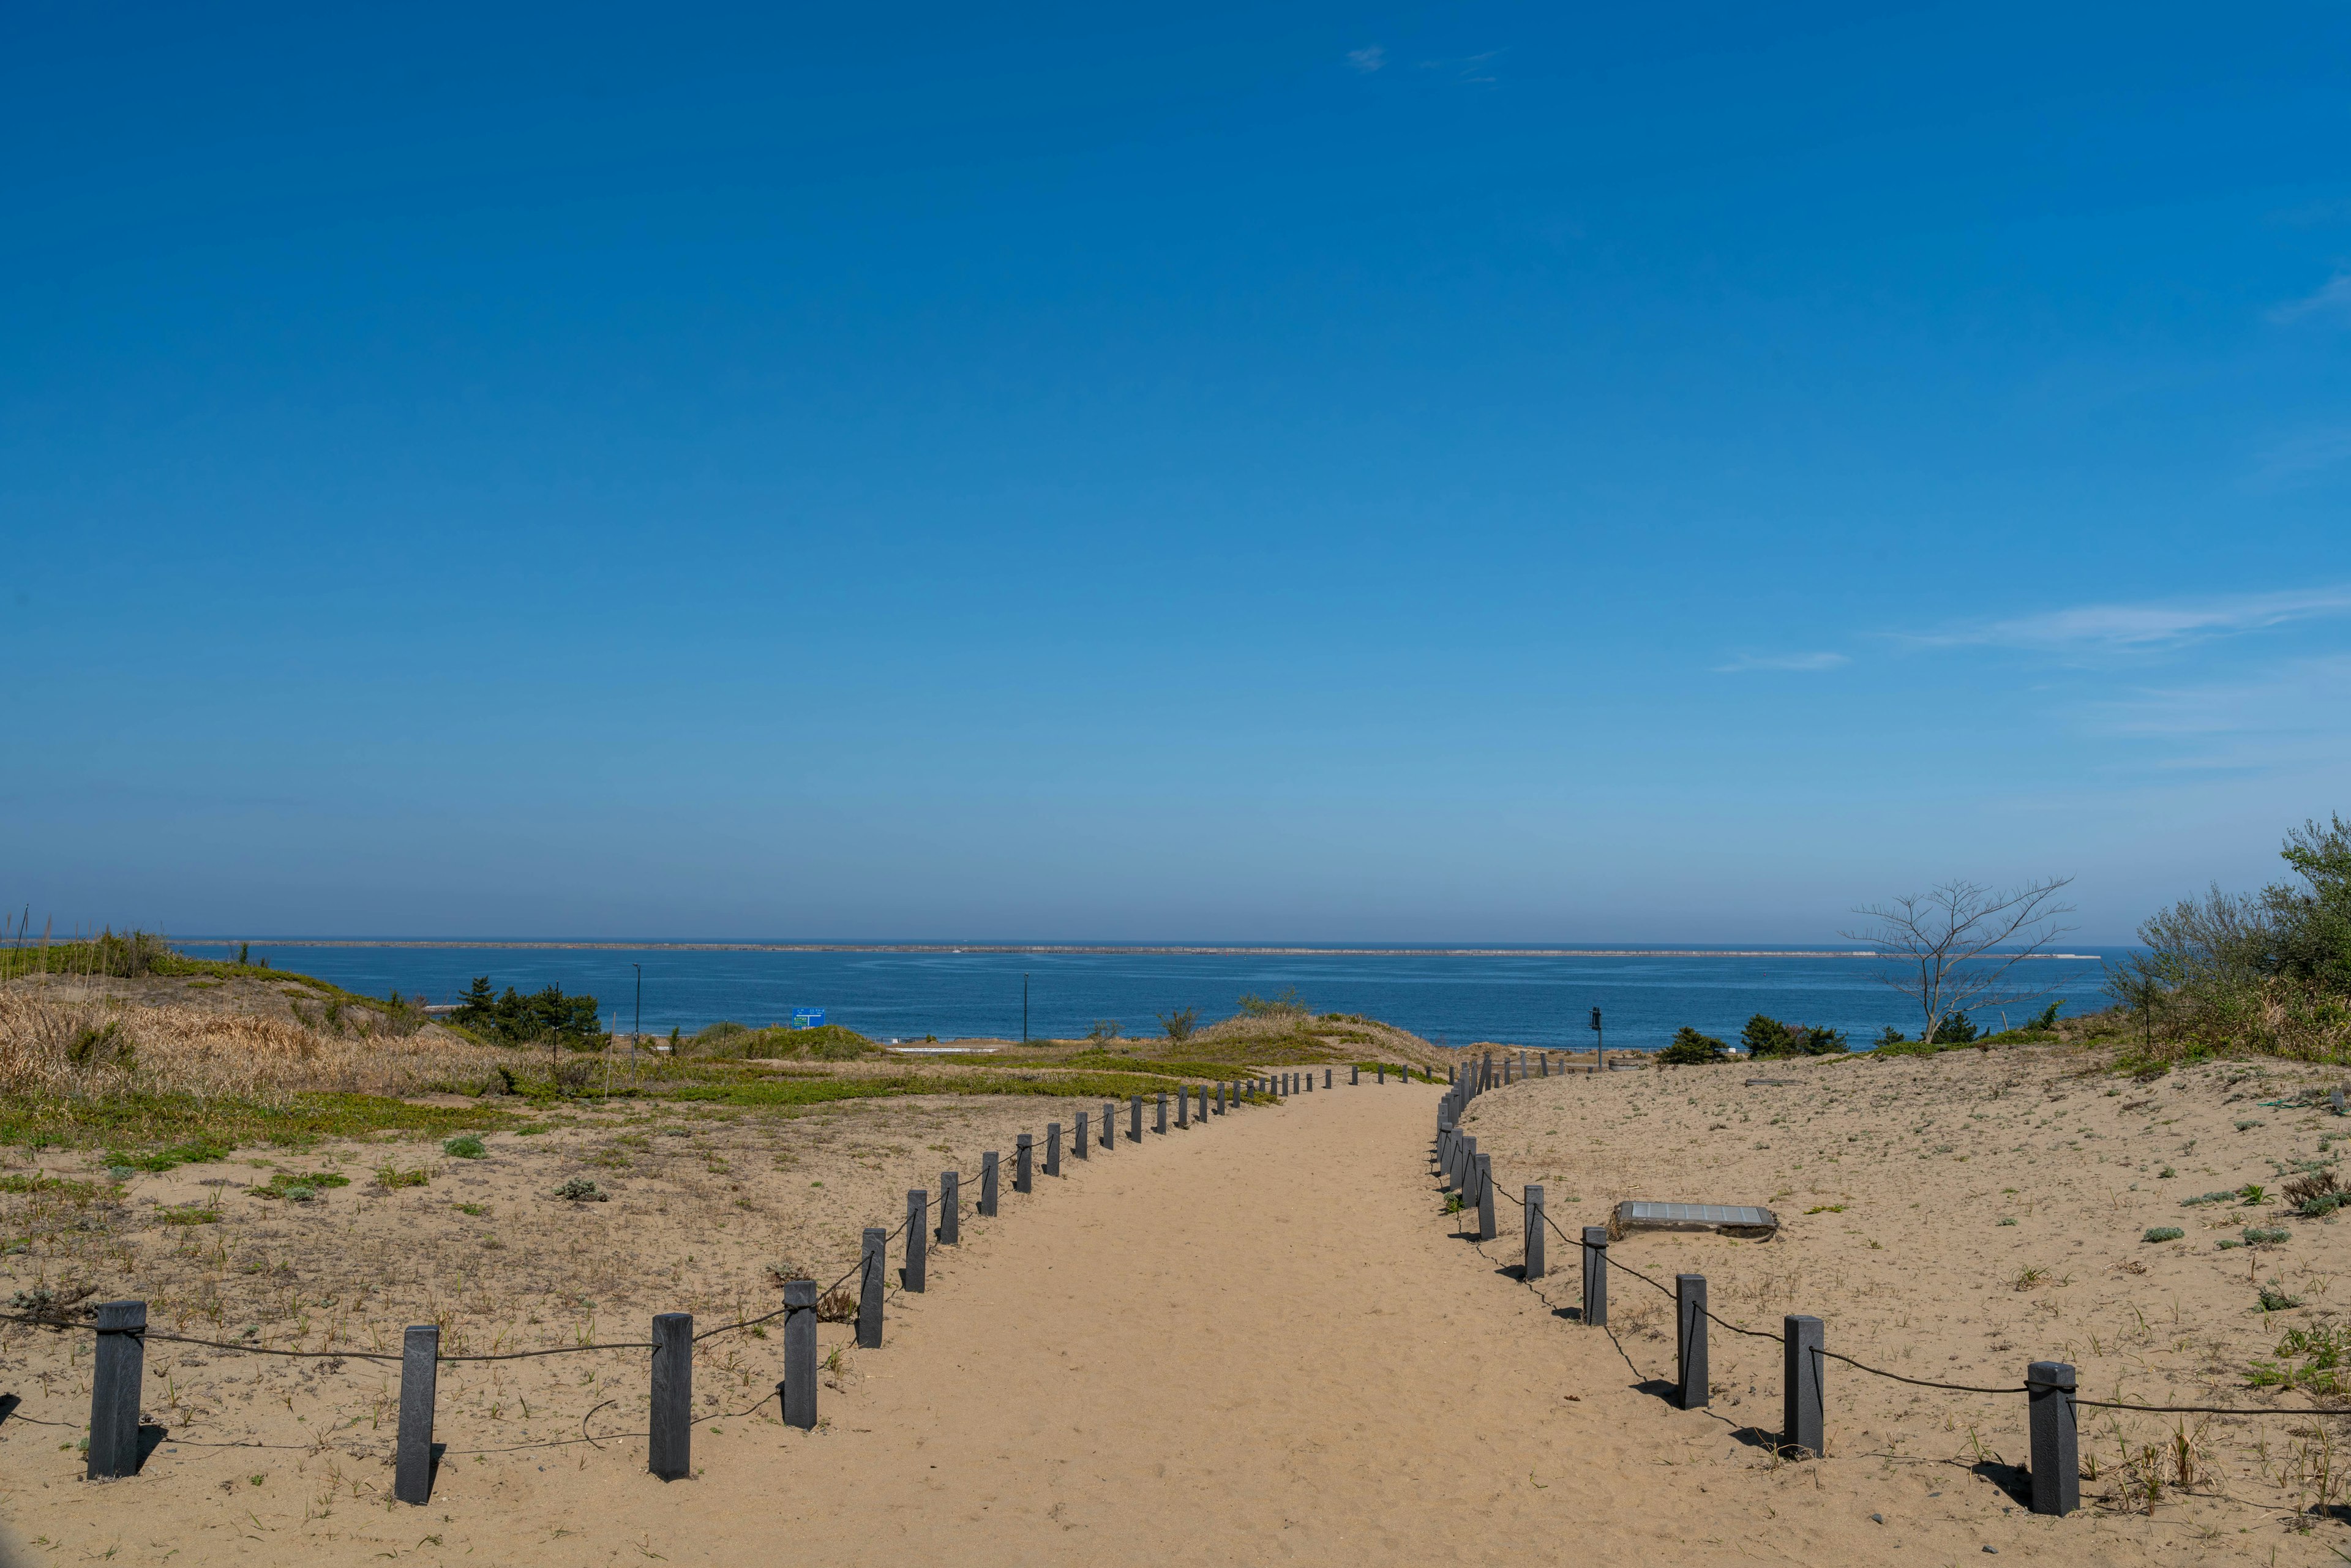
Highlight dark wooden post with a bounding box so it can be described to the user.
[1016,1134,1034,1192]
[940,1171,960,1244]
[1131,1095,1143,1141]
[1676,1276,1708,1409]
[857,1228,886,1349]
[1198,1085,1208,1122]
[86,1299,146,1480]
[1540,1051,1548,1078]
[1215,1081,1226,1114]
[1156,1093,1168,1133]
[1475,1153,1496,1240]
[1377,1065,1385,1084]
[1176,1089,1189,1128]
[394,1324,439,1504]
[782,1281,818,1430]
[1581,1228,1608,1327]
[1045,1123,1060,1176]
[2028,1361,2079,1515]
[1103,1100,1117,1146]
[1075,1111,1089,1159]
[650,1311,692,1479]
[1524,1187,1545,1279]
[980,1150,1000,1216]
[1782,1315,1824,1458]
[905,1190,927,1290]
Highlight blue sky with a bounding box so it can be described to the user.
[6,2,2350,943]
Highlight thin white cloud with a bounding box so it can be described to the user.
[2270,271,2351,324]
[1712,651,1850,674]
[1914,586,2351,653]
[1346,45,1384,72]
[2094,655,2351,772]
[2250,424,2351,486]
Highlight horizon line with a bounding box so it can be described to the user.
[167,938,2109,960]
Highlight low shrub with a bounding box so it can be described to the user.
[553,1176,607,1202]
[1659,1027,1731,1065]
[2143,1226,2184,1243]
[443,1134,487,1158]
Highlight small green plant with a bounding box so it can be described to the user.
[2143,1226,2184,1243]
[2237,1184,2268,1205]
[1156,1007,1200,1041]
[252,1171,350,1201]
[2180,1190,2237,1206]
[2250,1322,2348,1395]
[1443,1192,1464,1214]
[2012,1266,2050,1290]
[1804,1204,1847,1215]
[159,1205,221,1226]
[443,1135,487,1159]
[2258,1278,2304,1311]
[2244,1226,2291,1246]
[1997,1216,2019,1226]
[455,1202,490,1217]
[374,1165,430,1189]
[552,1176,607,1202]
[2157,1166,2176,1179]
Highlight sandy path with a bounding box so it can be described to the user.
[6,1078,2303,1566]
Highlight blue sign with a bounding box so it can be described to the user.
[792,1008,825,1029]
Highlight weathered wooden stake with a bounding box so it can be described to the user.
[1782,1315,1824,1458]
[1324,1068,1332,1089]
[940,1171,960,1244]
[905,1190,928,1289]
[86,1299,146,1480]
[782,1281,818,1429]
[1103,1100,1118,1146]
[1581,1228,1608,1327]
[1378,1065,1385,1084]
[980,1150,1000,1216]
[1475,1153,1496,1240]
[2028,1360,2079,1516]
[1676,1276,1708,1409]
[1198,1085,1209,1121]
[1176,1090,1189,1128]
[650,1311,692,1479]
[394,1323,439,1504]
[1131,1095,1144,1141]
[1016,1134,1034,1192]
[1074,1111,1089,1160]
[1540,1051,1549,1078]
[1045,1123,1061,1176]
[1156,1093,1168,1133]
[857,1228,886,1349]
[1524,1187,1545,1279]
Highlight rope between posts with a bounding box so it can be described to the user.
[1809,1344,2026,1395]
[2071,1397,2351,1417]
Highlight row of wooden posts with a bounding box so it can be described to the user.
[1433,1049,2083,1518]
[79,1062,1440,1499]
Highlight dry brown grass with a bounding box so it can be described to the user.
[0,992,506,1100]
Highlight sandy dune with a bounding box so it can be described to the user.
[4,1062,2347,1566]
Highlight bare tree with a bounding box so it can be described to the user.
[1842,877,2079,1044]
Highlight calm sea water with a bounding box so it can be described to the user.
[172,942,2123,1052]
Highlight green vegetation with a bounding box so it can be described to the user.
[1742,1014,1849,1057]
[667,1067,1235,1111]
[375,1164,431,1188]
[553,1176,607,1202]
[1659,1026,1731,1065]
[1237,988,1307,1018]
[0,1091,518,1156]
[2109,813,2351,1062]
[451,977,605,1048]
[1157,1007,1201,1041]
[2250,1322,2347,1396]
[688,1021,876,1061]
[2142,1226,2184,1242]
[253,1169,351,1201]
[105,1136,232,1173]
[442,1133,487,1158]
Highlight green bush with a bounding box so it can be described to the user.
[451,977,606,1049]
[2142,1226,2184,1242]
[443,1134,487,1159]
[1658,1027,1731,1065]
[1744,1015,1851,1057]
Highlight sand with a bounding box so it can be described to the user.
[4,1054,2349,1566]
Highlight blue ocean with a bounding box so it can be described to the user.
[171,942,2123,1052]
